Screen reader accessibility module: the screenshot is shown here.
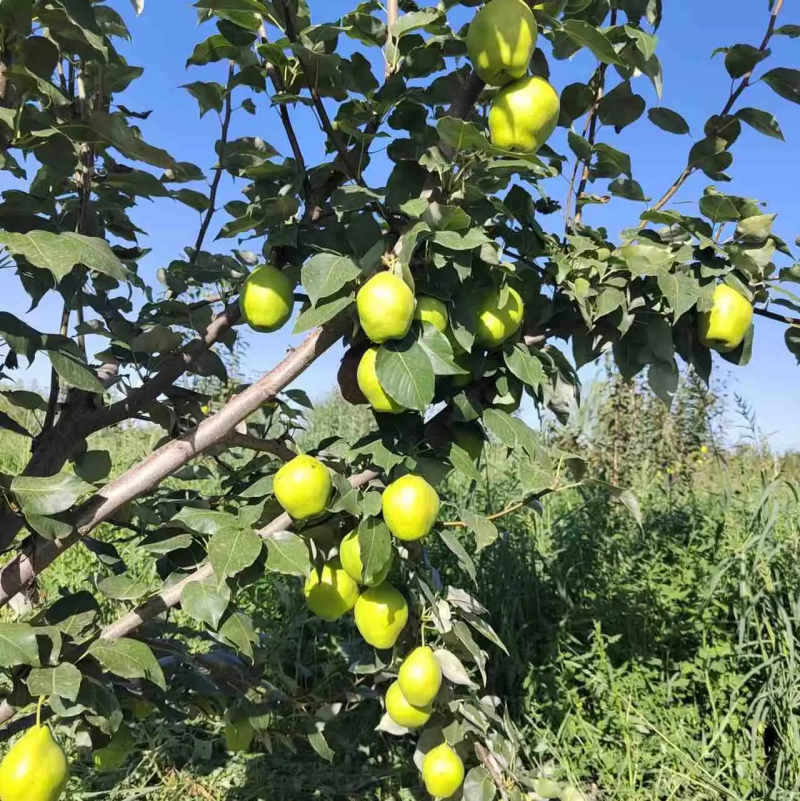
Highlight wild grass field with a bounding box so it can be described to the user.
[2,370,799,800]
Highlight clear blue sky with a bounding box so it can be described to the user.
[5,0,800,448]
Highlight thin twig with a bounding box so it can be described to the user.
[650,0,784,213]
[754,306,800,326]
[190,61,235,266]
[443,499,528,527]
[40,303,70,435]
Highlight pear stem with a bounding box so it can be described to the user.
[36,696,44,728]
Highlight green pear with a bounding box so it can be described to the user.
[398,646,442,707]
[698,284,753,352]
[466,0,537,87]
[489,76,560,153]
[0,724,69,801]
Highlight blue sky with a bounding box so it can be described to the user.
[5,0,800,448]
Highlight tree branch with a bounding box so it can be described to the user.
[40,303,70,435]
[190,61,235,266]
[225,430,296,462]
[0,317,349,608]
[754,305,800,326]
[385,0,399,77]
[651,0,784,213]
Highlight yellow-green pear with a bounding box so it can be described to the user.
[304,559,360,621]
[384,680,432,729]
[357,347,405,414]
[357,272,415,343]
[398,646,442,707]
[698,284,753,352]
[475,286,524,348]
[339,529,394,586]
[466,0,537,87]
[274,454,331,520]
[489,76,560,153]
[414,296,449,332]
[0,724,69,801]
[354,583,408,649]
[239,264,294,333]
[381,474,440,542]
[421,742,465,798]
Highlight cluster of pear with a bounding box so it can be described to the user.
[354,270,524,413]
[273,455,465,796]
[467,0,560,153]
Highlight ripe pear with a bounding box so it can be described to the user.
[0,724,69,801]
[274,454,331,520]
[475,286,524,348]
[357,347,405,414]
[381,474,440,542]
[304,559,360,621]
[698,284,753,352]
[357,272,415,343]
[421,742,465,798]
[384,680,432,729]
[92,725,134,773]
[354,582,408,649]
[339,530,394,586]
[239,264,294,333]
[414,296,449,332]
[466,0,537,87]
[398,646,442,707]
[489,76,560,153]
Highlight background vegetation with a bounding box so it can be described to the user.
[4,366,798,801]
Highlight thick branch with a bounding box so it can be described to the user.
[651,0,784,213]
[0,318,349,607]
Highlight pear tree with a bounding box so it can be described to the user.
[0,0,798,799]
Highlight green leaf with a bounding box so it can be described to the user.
[97,574,152,601]
[301,252,362,305]
[391,8,444,38]
[187,34,242,66]
[436,117,492,152]
[762,67,800,105]
[27,663,82,701]
[699,193,741,223]
[308,730,335,762]
[219,611,258,659]
[433,648,474,687]
[47,351,105,393]
[173,507,238,536]
[421,203,471,232]
[182,81,225,117]
[592,143,632,179]
[60,111,177,169]
[460,510,499,551]
[775,24,800,38]
[0,623,40,667]
[736,107,784,140]
[463,766,497,801]
[208,526,263,581]
[657,268,702,322]
[88,638,166,690]
[265,530,311,577]
[417,323,464,376]
[439,529,477,584]
[12,471,92,516]
[647,359,678,405]
[609,177,646,202]
[561,20,624,66]
[503,343,543,389]
[482,408,518,448]
[73,450,112,483]
[376,336,434,412]
[0,230,129,284]
[357,518,392,585]
[647,107,690,135]
[181,580,231,629]
[724,44,769,79]
[597,80,645,131]
[293,295,353,334]
[331,185,382,214]
[446,442,481,482]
